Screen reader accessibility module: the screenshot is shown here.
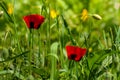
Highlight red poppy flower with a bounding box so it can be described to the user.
[66,45,87,61]
[23,14,45,29]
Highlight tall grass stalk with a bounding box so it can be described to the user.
[56,16,63,68]
[12,0,22,52]
[103,30,108,49]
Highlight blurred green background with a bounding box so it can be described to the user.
[0,0,120,79]
[0,0,120,32]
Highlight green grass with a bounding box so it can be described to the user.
[0,0,120,80]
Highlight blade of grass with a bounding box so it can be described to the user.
[0,1,14,23]
[50,42,59,80]
[0,51,29,63]
[61,15,76,45]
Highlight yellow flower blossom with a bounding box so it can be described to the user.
[7,3,13,14]
[81,9,88,21]
[50,10,58,19]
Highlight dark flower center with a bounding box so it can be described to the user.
[70,54,77,60]
[30,22,34,28]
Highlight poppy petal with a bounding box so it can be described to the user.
[23,14,45,29]
[66,46,76,60]
[66,45,87,61]
[75,47,87,61]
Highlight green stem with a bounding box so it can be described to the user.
[47,5,51,53]
[28,29,33,75]
[75,62,78,80]
[51,56,56,80]
[38,30,42,65]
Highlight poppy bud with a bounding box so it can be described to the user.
[92,14,102,20]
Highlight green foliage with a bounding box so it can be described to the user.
[0,0,120,80]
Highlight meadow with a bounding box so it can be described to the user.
[0,0,120,80]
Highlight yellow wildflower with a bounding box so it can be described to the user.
[7,3,13,14]
[50,10,58,19]
[81,9,88,21]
